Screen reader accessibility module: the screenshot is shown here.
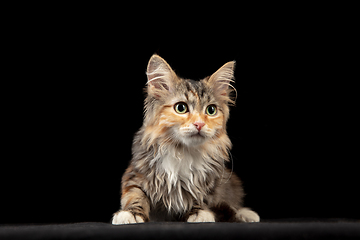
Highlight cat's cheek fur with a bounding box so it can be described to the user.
[158,108,184,127]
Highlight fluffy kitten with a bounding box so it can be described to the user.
[112,54,260,224]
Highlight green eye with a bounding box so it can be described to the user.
[206,105,217,116]
[174,102,188,114]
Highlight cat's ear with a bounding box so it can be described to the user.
[146,54,175,98]
[207,61,236,101]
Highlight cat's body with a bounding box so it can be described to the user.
[112,55,260,224]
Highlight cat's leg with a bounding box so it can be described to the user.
[112,167,150,225]
[112,185,150,224]
[215,171,260,222]
[235,207,260,222]
[186,204,216,223]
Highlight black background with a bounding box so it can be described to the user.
[2,6,358,224]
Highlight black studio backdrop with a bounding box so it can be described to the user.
[3,12,358,224]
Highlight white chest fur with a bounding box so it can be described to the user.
[149,146,215,213]
[160,148,206,185]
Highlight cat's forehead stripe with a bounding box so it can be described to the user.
[184,80,204,98]
[177,79,213,110]
[184,80,197,98]
[181,80,199,106]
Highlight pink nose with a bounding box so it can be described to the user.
[193,122,205,131]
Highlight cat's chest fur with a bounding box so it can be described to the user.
[146,146,219,213]
[160,148,205,185]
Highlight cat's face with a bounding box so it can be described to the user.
[156,79,226,146]
[144,55,236,147]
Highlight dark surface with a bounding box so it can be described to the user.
[1,220,359,240]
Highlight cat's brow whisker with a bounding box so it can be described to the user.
[221,82,237,104]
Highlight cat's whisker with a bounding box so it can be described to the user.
[223,151,234,185]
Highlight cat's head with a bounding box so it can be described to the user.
[143,54,236,148]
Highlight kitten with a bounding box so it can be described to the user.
[112,54,260,224]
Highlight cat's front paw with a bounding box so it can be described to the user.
[236,208,260,223]
[187,210,215,223]
[112,211,144,225]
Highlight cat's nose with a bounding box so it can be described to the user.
[193,122,205,131]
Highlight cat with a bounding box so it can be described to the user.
[112,54,260,224]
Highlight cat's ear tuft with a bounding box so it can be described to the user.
[146,54,175,98]
[207,61,236,103]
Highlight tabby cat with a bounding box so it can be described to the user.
[112,54,260,224]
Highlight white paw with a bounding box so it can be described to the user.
[187,210,215,223]
[236,208,260,222]
[112,211,144,225]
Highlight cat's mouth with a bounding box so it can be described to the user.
[180,131,207,146]
[190,132,205,138]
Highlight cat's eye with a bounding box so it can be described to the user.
[206,105,217,116]
[174,102,188,114]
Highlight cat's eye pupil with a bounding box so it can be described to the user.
[206,105,217,116]
[175,102,187,114]
[178,104,185,112]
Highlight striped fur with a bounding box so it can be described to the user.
[112,55,259,224]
